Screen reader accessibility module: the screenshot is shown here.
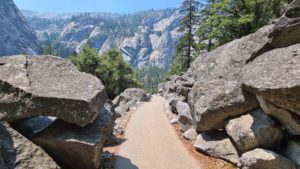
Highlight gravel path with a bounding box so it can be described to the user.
[115,95,202,169]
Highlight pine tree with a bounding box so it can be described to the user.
[167,0,199,77]
[197,0,285,50]
[178,0,200,69]
[42,44,56,55]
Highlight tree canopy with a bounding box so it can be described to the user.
[70,45,141,99]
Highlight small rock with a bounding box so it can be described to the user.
[183,128,197,141]
[239,148,298,169]
[194,131,239,164]
[114,101,130,117]
[226,109,283,153]
[170,117,178,124]
[176,101,193,126]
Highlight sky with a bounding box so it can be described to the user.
[13,0,182,14]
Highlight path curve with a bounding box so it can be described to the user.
[115,95,202,169]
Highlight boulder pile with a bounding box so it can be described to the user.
[111,88,151,135]
[159,1,300,168]
[0,55,113,169]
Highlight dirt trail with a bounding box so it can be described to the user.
[115,95,202,169]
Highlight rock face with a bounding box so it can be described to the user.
[189,80,258,132]
[269,0,300,48]
[29,107,113,169]
[226,109,283,153]
[257,97,300,135]
[0,0,40,56]
[22,9,182,68]
[0,55,107,127]
[242,43,300,114]
[194,131,239,164]
[239,148,298,169]
[0,122,59,169]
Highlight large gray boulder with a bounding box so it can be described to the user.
[242,43,300,115]
[0,122,60,169]
[226,109,283,153]
[269,0,300,48]
[194,131,239,164]
[0,55,107,127]
[189,80,258,132]
[257,97,300,135]
[283,138,300,165]
[239,148,299,169]
[189,25,273,81]
[121,88,151,102]
[159,74,194,99]
[28,107,113,169]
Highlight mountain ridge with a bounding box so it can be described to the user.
[22,9,183,68]
[0,0,41,56]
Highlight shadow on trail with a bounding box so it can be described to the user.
[115,155,139,169]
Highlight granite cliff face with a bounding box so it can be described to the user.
[23,9,182,68]
[0,0,40,56]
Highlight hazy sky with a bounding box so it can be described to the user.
[13,0,182,14]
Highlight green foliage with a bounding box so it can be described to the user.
[197,0,286,50]
[167,0,199,78]
[70,45,141,99]
[166,40,189,78]
[136,66,167,94]
[42,44,56,55]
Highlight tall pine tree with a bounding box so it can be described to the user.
[168,0,199,77]
[178,0,199,68]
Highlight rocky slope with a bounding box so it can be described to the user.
[159,0,300,168]
[22,9,182,68]
[0,0,40,56]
